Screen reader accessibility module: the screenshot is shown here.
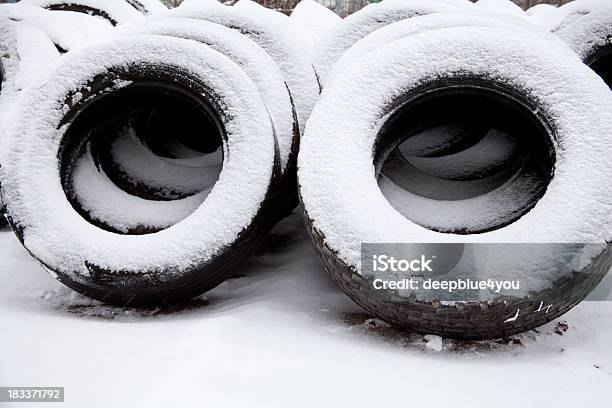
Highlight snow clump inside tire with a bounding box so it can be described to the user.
[0,35,281,306]
[299,26,612,340]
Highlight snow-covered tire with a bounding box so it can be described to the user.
[0,3,93,53]
[328,11,554,84]
[299,27,612,340]
[530,0,609,32]
[312,0,456,85]
[165,2,320,132]
[0,10,60,230]
[118,18,300,215]
[0,35,281,306]
[20,0,144,26]
[557,5,612,88]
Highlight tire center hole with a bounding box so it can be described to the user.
[376,84,555,235]
[60,81,224,235]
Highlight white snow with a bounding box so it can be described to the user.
[103,127,222,198]
[327,11,554,85]
[0,3,87,52]
[290,0,341,41]
[20,0,145,25]
[0,7,60,96]
[424,334,444,351]
[556,5,612,62]
[475,0,527,18]
[0,35,276,276]
[70,143,212,233]
[528,0,610,32]
[51,9,114,42]
[312,0,456,85]
[166,1,320,131]
[299,26,612,278]
[1,214,612,407]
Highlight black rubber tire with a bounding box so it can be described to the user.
[302,210,611,340]
[298,26,612,340]
[0,35,281,306]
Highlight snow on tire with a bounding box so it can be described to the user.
[299,26,612,340]
[328,11,553,85]
[289,0,341,42]
[0,3,99,53]
[312,0,457,86]
[165,1,321,131]
[474,0,527,19]
[20,0,144,26]
[0,35,281,305]
[556,5,612,88]
[0,10,60,229]
[118,18,300,215]
[529,0,609,32]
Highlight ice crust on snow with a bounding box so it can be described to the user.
[290,0,341,41]
[166,1,320,133]
[556,5,612,62]
[118,17,297,171]
[298,26,612,294]
[327,11,556,84]
[0,35,277,277]
[20,0,145,25]
[312,0,456,85]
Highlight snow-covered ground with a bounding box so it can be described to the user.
[1,213,611,407]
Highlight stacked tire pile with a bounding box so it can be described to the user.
[0,0,610,340]
[0,0,319,305]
